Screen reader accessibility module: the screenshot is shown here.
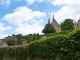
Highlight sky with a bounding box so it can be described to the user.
[0,0,80,39]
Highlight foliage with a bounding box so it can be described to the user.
[16,34,23,45]
[0,48,4,60]
[44,29,73,37]
[24,35,33,43]
[59,28,80,60]
[42,23,56,34]
[7,48,15,58]
[0,46,27,60]
[37,33,40,40]
[60,18,74,31]
[27,28,80,60]
[16,47,27,60]
[5,39,15,46]
[33,33,36,40]
[0,28,80,60]
[27,34,67,59]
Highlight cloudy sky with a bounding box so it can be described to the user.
[0,0,80,38]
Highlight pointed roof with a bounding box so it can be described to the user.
[48,18,50,24]
[53,13,54,20]
[51,13,61,32]
[52,13,57,23]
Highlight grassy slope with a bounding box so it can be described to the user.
[43,30,73,37]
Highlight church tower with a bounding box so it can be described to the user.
[51,13,61,32]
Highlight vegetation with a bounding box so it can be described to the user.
[5,39,15,46]
[0,46,27,60]
[60,18,74,31]
[16,34,24,45]
[42,23,56,34]
[37,33,40,40]
[33,33,36,40]
[5,33,41,45]
[0,28,80,60]
[0,48,4,60]
[27,28,80,60]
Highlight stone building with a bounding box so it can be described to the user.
[74,18,80,29]
[48,14,61,32]
[48,14,80,32]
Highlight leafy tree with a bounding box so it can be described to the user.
[60,18,74,31]
[37,33,40,40]
[24,35,33,43]
[5,39,15,46]
[42,23,56,34]
[33,33,36,40]
[16,34,22,45]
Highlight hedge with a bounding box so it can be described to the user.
[27,34,67,59]
[0,28,80,60]
[0,46,27,60]
[27,28,80,60]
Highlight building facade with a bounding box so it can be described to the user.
[74,18,80,29]
[48,14,61,32]
[48,14,80,32]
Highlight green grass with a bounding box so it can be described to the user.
[43,29,73,37]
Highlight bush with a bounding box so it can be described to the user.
[0,28,80,60]
[27,28,80,60]
[16,47,27,60]
[27,34,67,59]
[7,48,15,58]
[0,46,27,60]
[0,48,4,60]
[60,28,80,60]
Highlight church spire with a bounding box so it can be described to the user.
[48,18,50,24]
[52,13,55,23]
[52,13,55,21]
[53,13,54,20]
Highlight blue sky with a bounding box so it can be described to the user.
[0,0,80,38]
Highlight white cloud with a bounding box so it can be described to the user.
[52,0,80,6]
[0,34,8,39]
[0,22,12,39]
[50,0,80,23]
[15,23,44,35]
[0,0,10,6]
[24,0,80,23]
[2,6,46,26]
[25,0,44,4]
[2,6,46,35]
[0,22,12,32]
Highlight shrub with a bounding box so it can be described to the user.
[27,34,67,59]
[0,48,4,60]
[60,28,80,60]
[7,48,15,58]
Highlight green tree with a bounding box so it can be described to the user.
[33,33,36,40]
[42,23,56,34]
[60,18,74,31]
[16,34,23,45]
[37,33,40,40]
[5,39,15,46]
